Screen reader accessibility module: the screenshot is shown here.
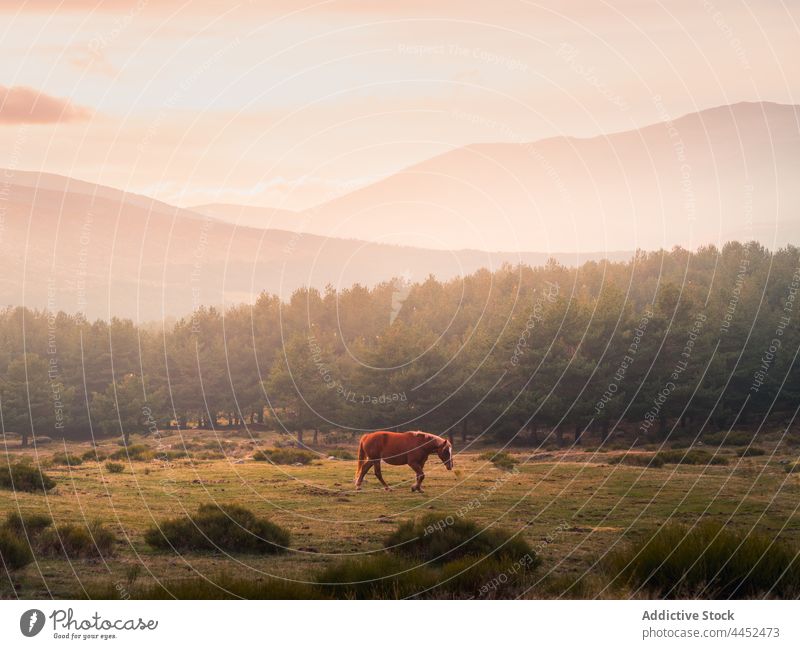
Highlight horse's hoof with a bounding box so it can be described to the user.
[384,487,392,492]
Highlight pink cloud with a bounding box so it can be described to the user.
[0,86,92,124]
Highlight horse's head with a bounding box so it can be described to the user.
[437,439,454,470]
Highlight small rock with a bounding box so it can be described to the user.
[327,456,337,460]
[292,462,303,466]
[298,546,319,553]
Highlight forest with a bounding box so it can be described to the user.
[1,241,798,449]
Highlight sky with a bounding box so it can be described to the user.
[1,0,798,210]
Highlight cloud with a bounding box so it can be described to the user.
[0,86,92,124]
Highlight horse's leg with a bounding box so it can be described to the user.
[355,459,374,490]
[409,463,424,492]
[373,461,391,491]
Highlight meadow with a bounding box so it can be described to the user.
[2,427,799,599]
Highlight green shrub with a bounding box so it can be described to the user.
[609,453,665,468]
[85,574,317,599]
[479,451,517,471]
[437,554,537,598]
[50,452,83,467]
[0,461,56,493]
[784,461,800,474]
[737,447,766,457]
[252,448,316,465]
[316,554,437,599]
[144,503,290,554]
[655,449,729,466]
[105,462,124,474]
[82,449,108,462]
[385,514,537,567]
[39,521,116,559]
[316,552,537,599]
[607,522,800,598]
[109,444,153,461]
[153,449,189,461]
[326,449,356,460]
[3,511,53,536]
[703,431,756,446]
[0,529,33,570]
[197,451,225,460]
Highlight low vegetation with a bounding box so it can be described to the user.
[478,451,518,471]
[385,514,537,567]
[0,512,115,567]
[82,449,108,462]
[108,444,153,462]
[252,448,316,465]
[50,452,83,467]
[737,447,766,457]
[655,449,729,466]
[143,503,290,554]
[0,528,32,570]
[0,461,56,493]
[607,522,800,598]
[609,453,665,468]
[38,522,116,559]
[86,574,317,600]
[105,461,124,474]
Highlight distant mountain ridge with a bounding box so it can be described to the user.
[192,101,800,252]
[4,101,796,320]
[0,172,631,321]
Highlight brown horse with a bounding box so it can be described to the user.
[354,430,453,492]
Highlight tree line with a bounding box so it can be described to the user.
[1,241,798,448]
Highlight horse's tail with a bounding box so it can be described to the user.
[355,437,367,484]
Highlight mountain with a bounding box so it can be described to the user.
[0,173,630,321]
[195,102,800,252]
[189,203,301,231]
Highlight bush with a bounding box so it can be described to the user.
[252,448,316,465]
[316,554,437,599]
[703,431,756,446]
[105,462,124,474]
[316,552,537,599]
[85,574,317,599]
[39,521,116,559]
[609,453,665,468]
[3,511,53,536]
[655,449,729,466]
[385,514,537,567]
[607,522,800,598]
[479,451,517,471]
[0,529,33,570]
[0,461,56,493]
[784,461,800,474]
[152,449,189,461]
[737,447,766,457]
[144,503,290,554]
[82,449,108,462]
[109,444,154,461]
[50,452,83,467]
[326,449,356,460]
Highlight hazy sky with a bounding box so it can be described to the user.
[1,0,798,210]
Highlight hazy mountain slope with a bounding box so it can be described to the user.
[201,102,799,252]
[0,179,630,320]
[189,203,301,231]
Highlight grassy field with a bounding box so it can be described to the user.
[2,428,799,599]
